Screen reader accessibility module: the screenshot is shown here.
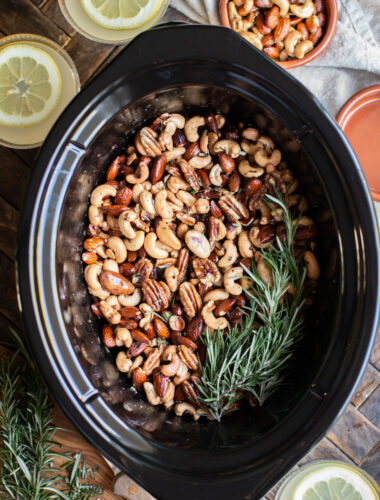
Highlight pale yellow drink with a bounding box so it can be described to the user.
[275,461,379,500]
[59,0,169,44]
[0,34,80,149]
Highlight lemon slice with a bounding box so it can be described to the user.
[292,464,379,500]
[81,0,162,30]
[0,43,62,128]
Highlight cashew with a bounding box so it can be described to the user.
[118,210,137,239]
[164,265,180,292]
[132,183,145,203]
[214,219,227,241]
[249,226,272,249]
[162,345,177,361]
[257,258,273,286]
[154,190,174,220]
[213,139,240,158]
[118,288,141,307]
[242,128,260,142]
[115,327,133,348]
[99,300,121,324]
[290,0,314,19]
[105,295,120,310]
[161,353,181,377]
[159,130,173,151]
[189,155,212,169]
[238,160,265,178]
[166,190,184,210]
[257,200,271,225]
[116,351,133,373]
[106,236,127,264]
[139,190,156,217]
[167,176,190,194]
[184,116,206,142]
[127,356,143,377]
[156,220,182,250]
[224,267,243,295]
[240,31,263,51]
[162,382,175,407]
[144,232,169,259]
[294,40,314,59]
[165,113,185,134]
[84,262,103,289]
[193,221,206,234]
[273,0,289,16]
[254,149,282,168]
[126,162,149,184]
[209,164,223,186]
[88,205,106,227]
[165,147,186,162]
[90,184,117,207]
[124,230,145,251]
[200,130,210,154]
[177,190,196,207]
[139,303,154,330]
[238,231,255,258]
[102,259,119,272]
[294,216,314,227]
[285,31,303,56]
[174,402,199,419]
[151,181,164,195]
[304,250,320,280]
[202,300,228,330]
[143,382,161,406]
[203,289,229,302]
[88,286,110,300]
[215,114,225,129]
[218,240,238,268]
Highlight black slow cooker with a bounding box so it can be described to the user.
[17,25,380,499]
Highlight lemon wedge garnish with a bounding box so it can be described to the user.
[292,464,379,500]
[0,43,62,128]
[81,0,162,30]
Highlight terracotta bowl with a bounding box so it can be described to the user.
[219,0,338,69]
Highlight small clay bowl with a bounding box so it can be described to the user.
[219,0,338,69]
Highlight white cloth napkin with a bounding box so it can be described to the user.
[171,0,380,221]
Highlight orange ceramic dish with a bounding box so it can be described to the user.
[219,0,338,69]
[337,85,380,202]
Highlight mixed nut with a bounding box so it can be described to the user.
[227,0,326,61]
[83,111,320,419]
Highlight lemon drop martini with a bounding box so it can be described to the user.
[275,461,379,500]
[59,0,169,44]
[0,34,80,149]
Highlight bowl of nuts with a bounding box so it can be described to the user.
[219,0,338,68]
[18,25,379,500]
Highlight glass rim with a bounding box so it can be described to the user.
[274,460,380,500]
[58,0,169,45]
[0,33,80,149]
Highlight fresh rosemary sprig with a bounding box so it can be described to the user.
[198,192,307,422]
[0,330,103,499]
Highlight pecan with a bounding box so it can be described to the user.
[184,142,201,161]
[178,159,200,191]
[228,171,242,193]
[192,258,220,287]
[150,154,167,184]
[218,193,249,221]
[179,282,202,318]
[153,372,169,398]
[84,237,105,251]
[134,257,154,282]
[210,200,223,218]
[128,341,148,357]
[208,215,219,251]
[101,324,116,348]
[100,271,134,295]
[143,348,161,375]
[182,380,201,407]
[135,127,162,157]
[82,251,98,265]
[179,345,199,371]
[120,307,143,321]
[142,279,170,311]
[132,367,147,390]
[131,329,150,344]
[106,155,125,181]
[195,189,221,200]
[177,248,189,283]
[171,333,198,351]
[176,212,196,226]
[153,317,170,339]
[166,165,182,177]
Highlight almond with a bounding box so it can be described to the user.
[114,186,132,206]
[273,17,291,43]
[297,22,309,40]
[128,341,148,357]
[153,372,169,398]
[102,324,116,348]
[184,142,201,161]
[91,303,102,318]
[119,262,136,277]
[197,169,211,188]
[306,15,320,33]
[101,204,130,216]
[120,307,143,321]
[265,6,280,30]
[228,171,241,192]
[106,155,125,181]
[132,367,147,390]
[82,251,98,264]
[205,112,218,133]
[215,298,237,316]
[218,152,236,174]
[150,154,166,184]
[153,317,170,339]
[255,12,272,35]
[131,329,150,344]
[263,46,280,59]
[100,270,135,295]
[83,237,105,251]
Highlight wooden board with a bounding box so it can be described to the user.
[0,2,378,498]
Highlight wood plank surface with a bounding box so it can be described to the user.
[0,2,378,499]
